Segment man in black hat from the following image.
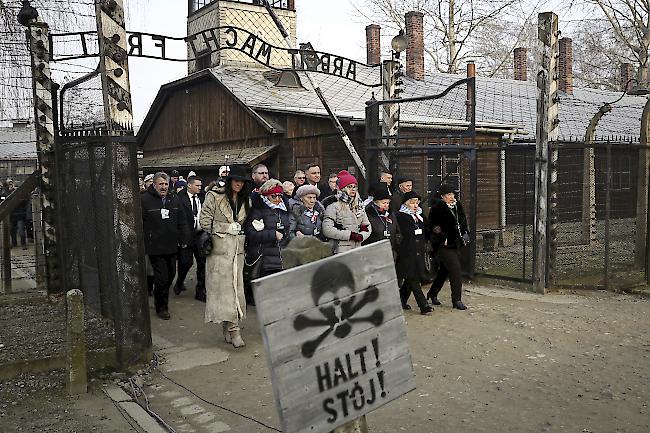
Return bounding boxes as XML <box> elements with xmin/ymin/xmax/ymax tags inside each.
<box><xmin>142</xmin><ymin>172</ymin><xmax>190</xmax><ymax>319</ymax></box>
<box><xmin>390</xmin><ymin>175</ymin><xmax>413</xmax><ymax>213</ymax></box>
<box><xmin>426</xmin><ymin>183</ymin><xmax>469</xmax><ymax>310</ymax></box>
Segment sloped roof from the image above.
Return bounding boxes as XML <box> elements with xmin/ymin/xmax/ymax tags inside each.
<box><xmin>0</xmin><ymin>124</ymin><xmax>37</xmax><ymax>160</ymax></box>
<box><xmin>208</xmin><ymin>66</ymin><xmax>647</xmax><ymax>141</ymax></box>
<box><xmin>140</xmin><ymin>145</ymin><xmax>278</xmax><ymax>169</ymax></box>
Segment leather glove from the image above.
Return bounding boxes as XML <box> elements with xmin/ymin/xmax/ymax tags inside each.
<box><xmin>360</xmin><ymin>224</ymin><xmax>369</xmax><ymax>232</ymax></box>
<box><xmin>349</xmin><ymin>232</ymin><xmax>363</xmax><ymax>242</ymax></box>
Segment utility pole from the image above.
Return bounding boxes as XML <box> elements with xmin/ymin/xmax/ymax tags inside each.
<box><xmin>95</xmin><ymin>0</ymin><xmax>151</xmax><ymax>369</ymax></box>
<box><xmin>380</xmin><ymin>58</ymin><xmax>404</xmax><ymax>174</ymax></box>
<box><xmin>18</xmin><ymin>1</ymin><xmax>60</xmax><ymax>293</ymax></box>
<box><xmin>534</xmin><ymin>12</ymin><xmax>559</xmax><ymax>293</ymax></box>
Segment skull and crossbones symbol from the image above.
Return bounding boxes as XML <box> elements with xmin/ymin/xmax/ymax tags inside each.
<box><xmin>294</xmin><ymin>261</ymin><xmax>384</xmax><ymax>358</ymax></box>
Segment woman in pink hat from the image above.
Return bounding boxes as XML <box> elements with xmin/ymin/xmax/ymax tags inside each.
<box><xmin>322</xmin><ymin>170</ymin><xmax>371</xmax><ymax>254</ymax></box>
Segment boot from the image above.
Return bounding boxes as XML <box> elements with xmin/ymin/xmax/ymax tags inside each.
<box><xmin>222</xmin><ymin>322</ymin><xmax>232</xmax><ymax>344</ymax></box>
<box><xmin>229</xmin><ymin>329</ymin><xmax>245</xmax><ymax>348</ymax></box>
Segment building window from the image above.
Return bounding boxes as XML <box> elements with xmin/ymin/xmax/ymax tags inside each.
<box><xmin>611</xmin><ymin>155</ymin><xmax>631</xmax><ymax>191</ymax></box>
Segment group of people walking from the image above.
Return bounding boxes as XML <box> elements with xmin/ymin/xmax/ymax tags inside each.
<box><xmin>140</xmin><ymin>163</ymin><xmax>470</xmax><ymax>349</ymax></box>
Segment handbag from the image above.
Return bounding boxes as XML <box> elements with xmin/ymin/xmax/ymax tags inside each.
<box><xmin>196</xmin><ymin>229</ymin><xmax>213</xmax><ymax>257</ymax></box>
<box><xmin>244</xmin><ymin>252</ymin><xmax>263</xmax><ymax>281</ymax></box>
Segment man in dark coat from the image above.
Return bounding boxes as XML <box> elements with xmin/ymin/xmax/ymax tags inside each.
<box><xmin>174</xmin><ymin>176</ymin><xmax>207</xmax><ymax>302</ymax></box>
<box><xmin>427</xmin><ymin>183</ymin><xmax>469</xmax><ymax>310</ymax></box>
<box><xmin>390</xmin><ymin>175</ymin><xmax>413</xmax><ymax>213</ymax></box>
<box><xmin>142</xmin><ymin>172</ymin><xmax>190</xmax><ymax>319</ymax></box>
<box><xmin>6</xmin><ymin>179</ymin><xmax>29</xmax><ymax>248</ymax></box>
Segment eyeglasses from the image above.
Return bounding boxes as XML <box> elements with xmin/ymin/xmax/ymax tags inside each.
<box><xmin>295</xmin><ymin>176</ymin><xmax>306</xmax><ymax>180</ymax></box>
<box><xmin>345</xmin><ymin>184</ymin><xmax>358</xmax><ymax>190</ymax></box>
<box><xmin>269</xmin><ymin>193</ymin><xmax>283</xmax><ymax>199</ymax></box>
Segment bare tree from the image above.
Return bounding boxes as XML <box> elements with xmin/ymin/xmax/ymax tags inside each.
<box><xmin>353</xmin><ymin>0</ymin><xmax>522</xmax><ymax>74</ymax></box>
<box><xmin>573</xmin><ymin>0</ymin><xmax>650</xmax><ymax>86</ymax></box>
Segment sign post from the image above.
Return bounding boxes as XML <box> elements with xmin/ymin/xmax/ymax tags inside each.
<box><xmin>253</xmin><ymin>241</ymin><xmax>415</xmax><ymax>433</ymax></box>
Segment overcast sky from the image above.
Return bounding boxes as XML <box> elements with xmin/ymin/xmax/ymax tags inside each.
<box><xmin>127</xmin><ymin>0</ymin><xmax>368</xmax><ymax>125</ymax></box>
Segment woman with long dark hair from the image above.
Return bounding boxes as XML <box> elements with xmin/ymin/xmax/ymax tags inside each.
<box><xmin>199</xmin><ymin>166</ymin><xmax>251</xmax><ymax>348</ymax></box>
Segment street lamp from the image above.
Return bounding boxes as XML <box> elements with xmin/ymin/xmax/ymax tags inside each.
<box><xmin>391</xmin><ymin>30</ymin><xmax>407</xmax><ymax>59</ymax></box>
<box><xmin>17</xmin><ymin>0</ymin><xmax>39</xmax><ymax>27</ymax></box>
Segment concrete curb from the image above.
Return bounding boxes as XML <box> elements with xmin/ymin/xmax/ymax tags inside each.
<box><xmin>103</xmin><ymin>384</ymin><xmax>170</xmax><ymax>433</ymax></box>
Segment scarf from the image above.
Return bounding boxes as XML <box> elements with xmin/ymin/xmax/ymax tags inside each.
<box><xmin>262</xmin><ymin>196</ymin><xmax>287</xmax><ymax>212</ymax></box>
<box><xmin>336</xmin><ymin>189</ymin><xmax>355</xmax><ymax>204</ymax></box>
<box><xmin>303</xmin><ymin>207</ymin><xmax>319</xmax><ymax>224</ymax></box>
<box><xmin>399</xmin><ymin>204</ymin><xmax>423</xmax><ymax>222</ymax></box>
<box><xmin>371</xmin><ymin>203</ymin><xmax>392</xmax><ymax>224</ymax></box>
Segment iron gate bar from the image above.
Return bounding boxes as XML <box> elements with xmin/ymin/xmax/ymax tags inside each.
<box><xmin>365</xmin><ymin>145</ymin><xmax>476</xmax><ymax>152</ymax></box>
<box><xmin>469</xmin><ymin>147</ymin><xmax>478</xmax><ymax>279</ymax></box>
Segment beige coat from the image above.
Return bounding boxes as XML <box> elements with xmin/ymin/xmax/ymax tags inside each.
<box><xmin>199</xmin><ymin>190</ymin><xmax>248</xmax><ymax>324</ymax></box>
<box><xmin>322</xmin><ymin>198</ymin><xmax>371</xmax><ymax>253</ymax></box>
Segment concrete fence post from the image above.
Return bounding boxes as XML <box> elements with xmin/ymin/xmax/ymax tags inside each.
<box><xmin>66</xmin><ymin>288</ymin><xmax>87</xmax><ymax>395</ymax></box>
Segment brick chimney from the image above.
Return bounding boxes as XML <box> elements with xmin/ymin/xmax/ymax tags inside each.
<box><xmin>287</xmin><ymin>0</ymin><xmax>295</xmax><ymax>10</ymax></box>
<box><xmin>621</xmin><ymin>62</ymin><xmax>635</xmax><ymax>92</ymax></box>
<box><xmin>366</xmin><ymin>24</ymin><xmax>381</xmax><ymax>66</ymax></box>
<box><xmin>405</xmin><ymin>11</ymin><xmax>424</xmax><ymax>81</ymax></box>
<box><xmin>514</xmin><ymin>47</ymin><xmax>527</xmax><ymax>81</ymax></box>
<box><xmin>558</xmin><ymin>37</ymin><xmax>573</xmax><ymax>94</ymax></box>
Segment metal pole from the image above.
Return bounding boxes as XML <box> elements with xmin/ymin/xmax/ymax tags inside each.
<box><xmin>522</xmin><ymin>150</ymin><xmax>529</xmax><ymax>280</ymax></box>
<box><xmin>469</xmin><ymin>148</ymin><xmax>478</xmax><ymax>278</ymax></box>
<box><xmin>365</xmin><ymin>96</ymin><xmax>380</xmax><ymax>186</ymax></box>
<box><xmin>261</xmin><ymin>0</ymin><xmax>367</xmax><ymax>178</ymax></box>
<box><xmin>533</xmin><ymin>12</ymin><xmax>559</xmax><ymax>293</ymax></box>
<box><xmin>21</xmin><ymin>10</ymin><xmax>60</xmax><ymax>293</ymax></box>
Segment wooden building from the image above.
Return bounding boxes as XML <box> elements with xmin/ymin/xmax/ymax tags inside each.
<box><xmin>138</xmin><ymin>0</ymin><xmax>646</xmax><ymax>233</ymax></box>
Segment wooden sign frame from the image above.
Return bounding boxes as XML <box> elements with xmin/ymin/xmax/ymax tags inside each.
<box><xmin>253</xmin><ymin>241</ymin><xmax>416</xmax><ymax>433</ymax></box>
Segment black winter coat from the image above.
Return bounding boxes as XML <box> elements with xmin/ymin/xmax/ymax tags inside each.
<box><xmin>141</xmin><ymin>187</ymin><xmax>190</xmax><ymax>256</ymax></box>
<box><xmin>362</xmin><ymin>202</ymin><xmax>400</xmax><ymax>252</ymax></box>
<box><xmin>177</xmin><ymin>188</ymin><xmax>205</xmax><ymax>246</ymax></box>
<box><xmin>427</xmin><ymin>198</ymin><xmax>469</xmax><ymax>250</ymax></box>
<box><xmin>244</xmin><ymin>194</ymin><xmax>293</xmax><ymax>276</ymax></box>
<box><xmin>395</xmin><ymin>211</ymin><xmax>428</xmax><ymax>280</ymax></box>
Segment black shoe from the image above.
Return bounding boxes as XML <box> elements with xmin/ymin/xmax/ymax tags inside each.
<box><xmin>157</xmin><ymin>307</ymin><xmax>171</xmax><ymax>320</ymax></box>
<box><xmin>194</xmin><ymin>291</ymin><xmax>206</xmax><ymax>302</ymax></box>
<box><xmin>428</xmin><ymin>295</ymin><xmax>441</xmax><ymax>305</ymax></box>
<box><xmin>401</xmin><ymin>303</ymin><xmax>412</xmax><ymax>310</ymax></box>
<box><xmin>420</xmin><ymin>306</ymin><xmax>433</xmax><ymax>315</ymax></box>
<box><xmin>453</xmin><ymin>301</ymin><xmax>467</xmax><ymax>310</ymax></box>
<box><xmin>173</xmin><ymin>284</ymin><xmax>186</xmax><ymax>296</ymax></box>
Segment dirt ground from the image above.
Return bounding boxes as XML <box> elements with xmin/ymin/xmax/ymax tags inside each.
<box><xmin>0</xmin><ymin>371</ymin><xmax>139</xmax><ymax>432</ymax></box>
<box><xmin>1</xmin><ymin>284</ymin><xmax>649</xmax><ymax>433</ymax></box>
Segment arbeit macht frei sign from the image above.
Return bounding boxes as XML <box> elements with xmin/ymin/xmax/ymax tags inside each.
<box><xmin>253</xmin><ymin>241</ymin><xmax>416</xmax><ymax>433</ymax></box>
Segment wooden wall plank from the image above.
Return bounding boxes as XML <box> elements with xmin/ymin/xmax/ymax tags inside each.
<box><xmin>252</xmin><ymin>242</ymin><xmax>415</xmax><ymax>433</ymax></box>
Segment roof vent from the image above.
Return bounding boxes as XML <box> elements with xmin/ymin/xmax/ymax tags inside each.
<box><xmin>275</xmin><ymin>70</ymin><xmax>303</xmax><ymax>88</ymax></box>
